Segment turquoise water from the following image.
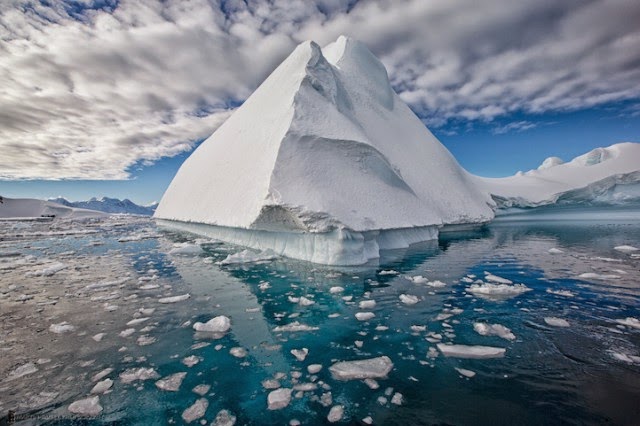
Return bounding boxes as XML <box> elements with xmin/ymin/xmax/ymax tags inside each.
<box><xmin>1</xmin><ymin>212</ymin><xmax>639</xmax><ymax>425</ymax></box>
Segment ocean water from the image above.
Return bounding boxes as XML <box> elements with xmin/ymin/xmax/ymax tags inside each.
<box><xmin>0</xmin><ymin>210</ymin><xmax>639</xmax><ymax>425</ymax></box>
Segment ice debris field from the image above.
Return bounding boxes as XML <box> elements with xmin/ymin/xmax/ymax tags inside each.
<box><xmin>1</xmin><ymin>210</ymin><xmax>640</xmax><ymax>424</ymax></box>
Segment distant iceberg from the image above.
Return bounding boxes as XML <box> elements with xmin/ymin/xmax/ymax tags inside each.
<box><xmin>155</xmin><ymin>36</ymin><xmax>493</xmax><ymax>265</ymax></box>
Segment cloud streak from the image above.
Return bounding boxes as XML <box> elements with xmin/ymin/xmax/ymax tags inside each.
<box><xmin>1</xmin><ymin>0</ymin><xmax>639</xmax><ymax>179</ymax></box>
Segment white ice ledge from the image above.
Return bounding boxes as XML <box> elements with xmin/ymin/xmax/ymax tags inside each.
<box><xmin>157</xmin><ymin>219</ymin><xmax>438</xmax><ymax>266</ymax></box>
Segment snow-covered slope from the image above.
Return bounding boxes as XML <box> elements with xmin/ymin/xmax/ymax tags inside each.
<box><xmin>476</xmin><ymin>143</ymin><xmax>640</xmax><ymax>208</ymax></box>
<box><xmin>155</xmin><ymin>36</ymin><xmax>493</xmax><ymax>265</ymax></box>
<box><xmin>0</xmin><ymin>197</ymin><xmax>107</xmax><ymax>219</ymax></box>
<box><xmin>50</xmin><ymin>197</ymin><xmax>157</xmax><ymax>215</ymax></box>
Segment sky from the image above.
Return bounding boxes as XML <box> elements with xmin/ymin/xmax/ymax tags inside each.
<box><xmin>1</xmin><ymin>0</ymin><xmax>639</xmax><ymax>204</ymax></box>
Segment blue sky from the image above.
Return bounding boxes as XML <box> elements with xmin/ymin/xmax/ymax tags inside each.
<box><xmin>1</xmin><ymin>0</ymin><xmax>639</xmax><ymax>204</ymax></box>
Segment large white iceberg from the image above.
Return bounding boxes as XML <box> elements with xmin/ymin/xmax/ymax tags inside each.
<box><xmin>155</xmin><ymin>36</ymin><xmax>493</xmax><ymax>265</ymax></box>
<box><xmin>476</xmin><ymin>143</ymin><xmax>640</xmax><ymax>209</ymax></box>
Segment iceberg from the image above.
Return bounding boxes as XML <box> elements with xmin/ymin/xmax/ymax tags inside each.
<box><xmin>155</xmin><ymin>36</ymin><xmax>493</xmax><ymax>265</ymax></box>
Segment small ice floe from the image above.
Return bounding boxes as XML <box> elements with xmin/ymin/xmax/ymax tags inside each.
<box><xmin>220</xmin><ymin>249</ymin><xmax>277</xmax><ymax>265</ymax></box>
<box><xmin>273</xmin><ymin>322</ymin><xmax>319</xmax><ymax>332</ymax></box>
<box><xmin>49</xmin><ymin>321</ymin><xmax>75</xmax><ymax>334</ymax></box>
<box><xmin>193</xmin><ymin>316</ymin><xmax>231</xmax><ymax>333</ymax></box>
<box><xmin>307</xmin><ymin>364</ymin><xmax>322</xmax><ymax>374</ymax></box>
<box><xmin>90</xmin><ymin>378</ymin><xmax>113</xmax><ymax>394</ymax></box>
<box><xmin>455</xmin><ymin>367</ymin><xmax>476</xmax><ymax>378</ymax></box>
<box><xmin>158</xmin><ymin>293</ymin><xmax>190</xmax><ymax>303</ymax></box>
<box><xmin>127</xmin><ymin>317</ymin><xmax>150</xmax><ymax>326</ymax></box>
<box><xmin>548</xmin><ymin>248</ymin><xmax>564</xmax><ymax>254</ymax></box>
<box><xmin>92</xmin><ymin>333</ymin><xmax>106</xmax><ymax>342</ymax></box>
<box><xmin>169</xmin><ymin>243</ymin><xmax>204</xmax><ymax>256</ymax></box>
<box><xmin>543</xmin><ymin>317</ymin><xmax>571</xmax><ymax>327</ymax></box>
<box><xmin>327</xmin><ymin>405</ymin><xmax>344</xmax><ymax>423</ymax></box>
<box><xmin>467</xmin><ymin>283</ymin><xmax>531</xmax><ymax>298</ymax></box>
<box><xmin>378</xmin><ymin>270</ymin><xmax>399</xmax><ymax>276</ymax></box>
<box><xmin>155</xmin><ymin>372</ymin><xmax>187</xmax><ymax>392</ymax></box>
<box><xmin>610</xmin><ymin>351</ymin><xmax>640</xmax><ymax>364</ymax></box>
<box><xmin>119</xmin><ymin>367</ymin><xmax>159</xmax><ymax>383</ymax></box>
<box><xmin>230</xmin><ymin>347</ymin><xmax>247</xmax><ymax>358</ymax></box>
<box><xmin>6</xmin><ymin>362</ymin><xmax>38</xmax><ymax>380</ymax></box>
<box><xmin>140</xmin><ymin>283</ymin><xmax>160</xmax><ymax>290</ymax></box>
<box><xmin>182</xmin><ymin>398</ymin><xmax>209</xmax><ymax>423</ymax></box>
<box><xmin>411</xmin><ymin>325</ymin><xmax>427</xmax><ymax>333</ymax></box>
<box><xmin>329</xmin><ymin>356</ymin><xmax>393</xmax><ymax>380</ymax></box>
<box><xmin>399</xmin><ymin>294</ymin><xmax>419</xmax><ymax>305</ymax></box>
<box><xmin>362</xmin><ymin>416</ymin><xmax>373</xmax><ymax>424</ymax></box>
<box><xmin>68</xmin><ymin>396</ymin><xmax>103</xmax><ymax>416</ymax></box>
<box><xmin>437</xmin><ymin>344</ymin><xmax>506</xmax><ymax>359</ymax></box>
<box><xmin>293</xmin><ymin>383</ymin><xmax>317</xmax><ymax>392</ymax></box>
<box><xmin>391</xmin><ymin>392</ymin><xmax>403</xmax><ymax>405</ymax></box>
<box><xmin>427</xmin><ymin>280</ymin><xmax>446</xmax><ymax>288</ymax></box>
<box><xmin>193</xmin><ymin>384</ymin><xmax>211</xmax><ymax>396</ymax></box>
<box><xmin>484</xmin><ymin>273</ymin><xmax>512</xmax><ymax>284</ymax></box>
<box><xmin>298</xmin><ymin>296</ymin><xmax>315</xmax><ymax>306</ymax></box>
<box><xmin>546</xmin><ymin>288</ymin><xmax>575</xmax><ymax>297</ymax></box>
<box><xmin>460</xmin><ymin>277</ymin><xmax>474</xmax><ymax>283</ymax></box>
<box><xmin>267</xmin><ymin>388</ymin><xmax>292</xmax><ymax>410</ymax></box>
<box><xmin>363</xmin><ymin>378</ymin><xmax>379</xmax><ymax>389</ymax></box>
<box><xmin>473</xmin><ymin>323</ymin><xmax>516</xmax><ymax>341</ymax></box>
<box><xmin>119</xmin><ymin>328</ymin><xmax>135</xmax><ymax>338</ymax></box>
<box><xmin>26</xmin><ymin>262</ymin><xmax>67</xmax><ymax>277</ymax></box>
<box><xmin>291</xmin><ymin>348</ymin><xmax>308</xmax><ymax>361</ymax></box>
<box><xmin>213</xmin><ymin>409</ymin><xmax>237</xmax><ymax>426</ymax></box>
<box><xmin>578</xmin><ymin>272</ymin><xmax>620</xmax><ymax>280</ymax></box>
<box><xmin>262</xmin><ymin>379</ymin><xmax>281</xmax><ymax>390</ymax></box>
<box><xmin>615</xmin><ymin>317</ymin><xmax>640</xmax><ymax>329</ymax></box>
<box><xmin>614</xmin><ymin>245</ymin><xmax>639</xmax><ymax>253</ymax></box>
<box><xmin>408</xmin><ymin>275</ymin><xmax>428</xmax><ymax>284</ymax></box>
<box><xmin>137</xmin><ymin>335</ymin><xmax>156</xmax><ymax>346</ymax></box>
<box><xmin>359</xmin><ymin>300</ymin><xmax>376</xmax><ymax>309</ymax></box>
<box><xmin>258</xmin><ymin>282</ymin><xmax>271</xmax><ymax>290</ymax></box>
<box><xmin>92</xmin><ymin>368</ymin><xmax>113</xmax><ymax>382</ymax></box>
<box><xmin>182</xmin><ymin>355</ymin><xmax>203</xmax><ymax>367</ymax></box>
<box><xmin>355</xmin><ymin>312</ymin><xmax>375</xmax><ymax>321</ymax></box>
<box><xmin>84</xmin><ymin>277</ymin><xmax>130</xmax><ymax>291</ymax></box>
<box><xmin>329</xmin><ymin>286</ymin><xmax>344</xmax><ymax>294</ymax></box>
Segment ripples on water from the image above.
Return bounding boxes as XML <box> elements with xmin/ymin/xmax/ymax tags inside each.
<box><xmin>0</xmin><ymin>210</ymin><xmax>638</xmax><ymax>425</ymax></box>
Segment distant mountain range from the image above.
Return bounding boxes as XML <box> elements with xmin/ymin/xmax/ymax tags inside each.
<box><xmin>48</xmin><ymin>197</ymin><xmax>158</xmax><ymax>216</ymax></box>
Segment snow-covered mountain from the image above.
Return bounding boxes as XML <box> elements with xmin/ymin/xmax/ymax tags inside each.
<box><xmin>50</xmin><ymin>197</ymin><xmax>157</xmax><ymax>216</ymax></box>
<box><xmin>155</xmin><ymin>36</ymin><xmax>494</xmax><ymax>265</ymax></box>
<box><xmin>0</xmin><ymin>197</ymin><xmax>107</xmax><ymax>219</ymax></box>
<box><xmin>476</xmin><ymin>143</ymin><xmax>640</xmax><ymax>209</ymax></box>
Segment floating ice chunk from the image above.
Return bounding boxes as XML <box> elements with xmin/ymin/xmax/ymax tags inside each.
<box><xmin>467</xmin><ymin>283</ymin><xmax>531</xmax><ymax>298</ymax></box>
<box><xmin>473</xmin><ymin>323</ymin><xmax>515</xmax><ymax>341</ymax></box>
<box><xmin>127</xmin><ymin>317</ymin><xmax>150</xmax><ymax>326</ymax></box>
<box><xmin>546</xmin><ymin>288</ymin><xmax>575</xmax><ymax>297</ymax></box>
<box><xmin>27</xmin><ymin>262</ymin><xmax>67</xmax><ymax>277</ymax></box>
<box><xmin>262</xmin><ymin>379</ymin><xmax>281</xmax><ymax>389</ymax></box>
<box><xmin>193</xmin><ymin>384</ymin><xmax>211</xmax><ymax>396</ymax></box>
<box><xmin>578</xmin><ymin>272</ymin><xmax>620</xmax><ymax>280</ymax></box>
<box><xmin>614</xmin><ymin>245</ymin><xmax>639</xmax><ymax>253</ymax></box>
<box><xmin>484</xmin><ymin>273</ymin><xmax>512</xmax><ymax>284</ymax></box>
<box><xmin>408</xmin><ymin>275</ymin><xmax>428</xmax><ymax>284</ymax></box>
<box><xmin>156</xmin><ymin>372</ymin><xmax>187</xmax><ymax>391</ymax></box>
<box><xmin>615</xmin><ymin>317</ymin><xmax>640</xmax><ymax>329</ymax></box>
<box><xmin>378</xmin><ymin>270</ymin><xmax>399</xmax><ymax>275</ymax></box>
<box><xmin>329</xmin><ymin>356</ymin><xmax>393</xmax><ymax>380</ymax></box>
<box><xmin>410</xmin><ymin>325</ymin><xmax>427</xmax><ymax>332</ymax></box>
<box><xmin>391</xmin><ymin>392</ymin><xmax>403</xmax><ymax>405</ymax></box>
<box><xmin>193</xmin><ymin>316</ymin><xmax>231</xmax><ymax>333</ymax></box>
<box><xmin>91</xmin><ymin>378</ymin><xmax>113</xmax><ymax>394</ymax></box>
<box><xmin>273</xmin><ymin>322</ymin><xmax>319</xmax><ymax>332</ymax></box>
<box><xmin>213</xmin><ymin>409</ymin><xmax>237</xmax><ymax>426</ymax></box>
<box><xmin>293</xmin><ymin>382</ymin><xmax>318</xmax><ymax>391</ymax></box>
<box><xmin>268</xmin><ymin>388</ymin><xmax>292</xmax><ymax>410</ymax></box>
<box><xmin>138</xmin><ymin>334</ymin><xmax>156</xmax><ymax>345</ymax></box>
<box><xmin>548</xmin><ymin>248</ymin><xmax>564</xmax><ymax>254</ymax></box>
<box><xmin>92</xmin><ymin>368</ymin><xmax>113</xmax><ymax>382</ymax></box>
<box><xmin>6</xmin><ymin>362</ymin><xmax>38</xmax><ymax>380</ymax></box>
<box><xmin>610</xmin><ymin>351</ymin><xmax>640</xmax><ymax>364</ymax></box>
<box><xmin>49</xmin><ymin>321</ymin><xmax>75</xmax><ymax>334</ymax></box>
<box><xmin>119</xmin><ymin>367</ymin><xmax>159</xmax><ymax>384</ymax></box>
<box><xmin>427</xmin><ymin>280</ymin><xmax>446</xmax><ymax>288</ymax></box>
<box><xmin>182</xmin><ymin>398</ymin><xmax>209</xmax><ymax>423</ymax></box>
<box><xmin>221</xmin><ymin>249</ymin><xmax>278</xmax><ymax>265</ymax></box>
<box><xmin>355</xmin><ymin>312</ymin><xmax>375</xmax><ymax>321</ymax></box>
<box><xmin>169</xmin><ymin>243</ymin><xmax>204</xmax><ymax>256</ymax></box>
<box><xmin>327</xmin><ymin>405</ymin><xmax>344</xmax><ymax>423</ymax></box>
<box><xmin>329</xmin><ymin>286</ymin><xmax>344</xmax><ymax>294</ymax></box>
<box><xmin>230</xmin><ymin>347</ymin><xmax>247</xmax><ymax>358</ymax></box>
<box><xmin>399</xmin><ymin>294</ymin><xmax>419</xmax><ymax>305</ymax></box>
<box><xmin>359</xmin><ymin>300</ymin><xmax>376</xmax><ymax>309</ymax></box>
<box><xmin>437</xmin><ymin>344</ymin><xmax>506</xmax><ymax>359</ymax></box>
<box><xmin>68</xmin><ymin>396</ymin><xmax>103</xmax><ymax>416</ymax></box>
<box><xmin>307</xmin><ymin>364</ymin><xmax>323</xmax><ymax>374</ymax></box>
<box><xmin>291</xmin><ymin>348</ymin><xmax>308</xmax><ymax>361</ymax></box>
<box><xmin>455</xmin><ymin>367</ymin><xmax>476</xmax><ymax>378</ymax></box>
<box><xmin>363</xmin><ymin>378</ymin><xmax>379</xmax><ymax>389</ymax></box>
<box><xmin>140</xmin><ymin>283</ymin><xmax>160</xmax><ymax>290</ymax></box>
<box><xmin>92</xmin><ymin>333</ymin><xmax>106</xmax><ymax>342</ymax></box>
<box><xmin>182</xmin><ymin>355</ymin><xmax>203</xmax><ymax>367</ymax></box>
<box><xmin>543</xmin><ymin>317</ymin><xmax>570</xmax><ymax>327</ymax></box>
<box><xmin>298</xmin><ymin>296</ymin><xmax>315</xmax><ymax>306</ymax></box>
<box><xmin>158</xmin><ymin>294</ymin><xmax>190</xmax><ymax>303</ymax></box>
<box><xmin>119</xmin><ymin>328</ymin><xmax>135</xmax><ymax>337</ymax></box>
<box><xmin>362</xmin><ymin>416</ymin><xmax>373</xmax><ymax>424</ymax></box>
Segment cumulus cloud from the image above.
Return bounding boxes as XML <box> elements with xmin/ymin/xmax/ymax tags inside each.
<box><xmin>1</xmin><ymin>0</ymin><xmax>639</xmax><ymax>179</ymax></box>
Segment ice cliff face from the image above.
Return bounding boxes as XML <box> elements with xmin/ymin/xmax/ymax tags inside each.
<box><xmin>155</xmin><ymin>36</ymin><xmax>493</xmax><ymax>258</ymax></box>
